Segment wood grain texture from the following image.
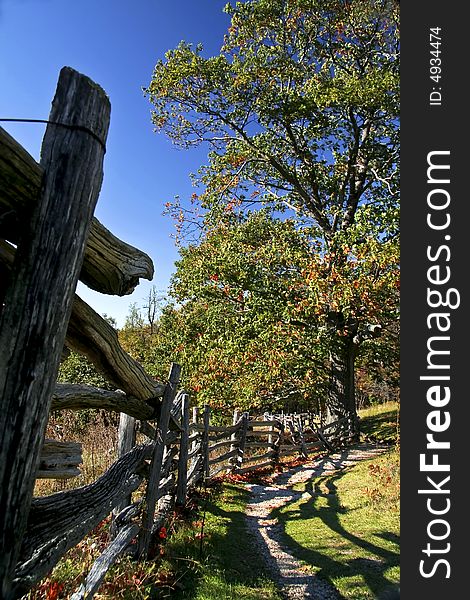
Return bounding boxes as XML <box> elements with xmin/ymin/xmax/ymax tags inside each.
<box><xmin>37</xmin><ymin>439</ymin><xmax>83</xmax><ymax>480</ymax></box>
<box><xmin>208</xmin><ymin>448</ymin><xmax>238</xmax><ymax>466</ymax></box>
<box><xmin>112</xmin><ymin>414</ymin><xmax>137</xmax><ymax>520</ymax></box>
<box><xmin>0</xmin><ymin>67</ymin><xmax>110</xmax><ymax>599</ymax></box>
<box><xmin>0</xmin><ymin>246</ymin><xmax>165</xmax><ymax>404</ymax></box>
<box><xmin>207</xmin><ymin>439</ymin><xmax>233</xmax><ymax>453</ymax></box>
<box><xmin>65</xmin><ymin>294</ymin><xmax>165</xmax><ymax>401</ymax></box>
<box><xmin>52</xmin><ymin>384</ymin><xmax>156</xmax><ymax>420</ymax></box>
<box><xmin>13</xmin><ymin>443</ymin><xmax>153</xmax><ymax>597</ymax></box>
<box><xmin>70</xmin><ymin>523</ymin><xmax>139</xmax><ymax>600</ymax></box>
<box><xmin>176</xmin><ymin>394</ymin><xmax>190</xmax><ymax>506</ymax></box>
<box><xmin>137</xmin><ymin>364</ymin><xmax>181</xmax><ymax>559</ymax></box>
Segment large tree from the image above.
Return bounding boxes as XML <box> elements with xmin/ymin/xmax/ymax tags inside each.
<box><xmin>146</xmin><ymin>0</ymin><xmax>399</xmax><ymax>430</ymax></box>
<box><xmin>166</xmin><ymin>212</ymin><xmax>327</xmax><ymax>414</ymax></box>
<box><xmin>160</xmin><ymin>211</ymin><xmax>398</xmax><ymax>414</ymax></box>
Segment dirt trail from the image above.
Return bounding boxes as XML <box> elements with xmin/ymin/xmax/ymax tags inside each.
<box><xmin>245</xmin><ymin>444</ymin><xmax>389</xmax><ymax>600</ymax></box>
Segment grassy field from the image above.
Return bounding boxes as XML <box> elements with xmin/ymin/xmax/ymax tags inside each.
<box><xmin>359</xmin><ymin>401</ymin><xmax>400</xmax><ymax>445</ymax></box>
<box><xmin>271</xmin><ymin>401</ymin><xmax>400</xmax><ymax>599</ymax></box>
<box><xmin>154</xmin><ymin>482</ymin><xmax>282</xmax><ymax>600</ymax></box>
<box><xmin>276</xmin><ymin>448</ymin><xmax>399</xmax><ymax>599</ymax></box>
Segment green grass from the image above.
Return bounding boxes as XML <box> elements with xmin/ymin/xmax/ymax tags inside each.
<box><xmin>277</xmin><ymin>449</ymin><xmax>400</xmax><ymax>599</ymax></box>
<box><xmin>359</xmin><ymin>401</ymin><xmax>400</xmax><ymax>445</ymax></box>
<box><xmin>155</xmin><ymin>482</ymin><xmax>281</xmax><ymax>599</ymax></box>
<box><xmin>268</xmin><ymin>401</ymin><xmax>400</xmax><ymax>599</ymax></box>
<box><xmin>27</xmin><ymin>483</ymin><xmax>280</xmax><ymax>600</ymax></box>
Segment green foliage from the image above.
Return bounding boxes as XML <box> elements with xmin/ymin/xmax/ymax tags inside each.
<box><xmin>117</xmin><ymin>288</ymin><xmax>170</xmax><ymax>380</ymax></box>
<box><xmin>155</xmin><ymin>211</ymin><xmax>397</xmax><ymax>412</ymax></box>
<box><xmin>144</xmin><ymin>0</ymin><xmax>400</xmax><ymax>417</ymax></box>
<box><xmin>116</xmin><ymin>209</ymin><xmax>398</xmax><ymax>415</ymax></box>
<box><xmin>118</xmin><ymin>303</ymin><xmax>173</xmax><ymax>383</ymax></box>
<box><xmin>169</xmin><ymin>213</ymin><xmax>326</xmax><ymax>411</ymax></box>
<box><xmin>147</xmin><ymin>0</ymin><xmax>399</xmax><ymax>241</ymax></box>
<box><xmin>118</xmin><ymin>303</ymin><xmax>151</xmax><ymax>366</ymax></box>
<box><xmin>58</xmin><ymin>350</ymin><xmax>112</xmax><ymax>390</ymax></box>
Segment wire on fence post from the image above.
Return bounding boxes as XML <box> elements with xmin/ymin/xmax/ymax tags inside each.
<box><xmin>0</xmin><ymin>117</ymin><xmax>107</xmax><ymax>151</ymax></box>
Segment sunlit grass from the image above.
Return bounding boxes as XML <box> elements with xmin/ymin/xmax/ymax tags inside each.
<box><xmin>359</xmin><ymin>401</ymin><xmax>400</xmax><ymax>445</ymax></box>
<box><xmin>272</xmin><ymin>401</ymin><xmax>400</xmax><ymax>599</ymax></box>
<box><xmin>155</xmin><ymin>482</ymin><xmax>281</xmax><ymax>599</ymax></box>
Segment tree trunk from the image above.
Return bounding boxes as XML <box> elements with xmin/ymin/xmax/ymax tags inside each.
<box><xmin>325</xmin><ymin>334</ymin><xmax>360</xmax><ymax>437</ymax></box>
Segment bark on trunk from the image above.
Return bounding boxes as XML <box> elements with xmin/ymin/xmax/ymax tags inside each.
<box><xmin>325</xmin><ymin>335</ymin><xmax>360</xmax><ymax>437</ymax></box>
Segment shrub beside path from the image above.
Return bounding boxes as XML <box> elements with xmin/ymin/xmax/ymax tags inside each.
<box><xmin>245</xmin><ymin>444</ymin><xmax>390</xmax><ymax>600</ymax></box>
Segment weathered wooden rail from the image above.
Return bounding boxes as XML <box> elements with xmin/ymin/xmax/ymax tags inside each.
<box><xmin>60</xmin><ymin>401</ymin><xmax>351</xmax><ymax>599</ymax></box>
<box><xmin>0</xmin><ymin>67</ymin><xmax>355</xmax><ymax>600</ymax></box>
<box><xmin>185</xmin><ymin>407</ymin><xmax>355</xmax><ymax>484</ymax></box>
<box><xmin>0</xmin><ymin>66</ymin><xmax>168</xmax><ymax>600</ymax></box>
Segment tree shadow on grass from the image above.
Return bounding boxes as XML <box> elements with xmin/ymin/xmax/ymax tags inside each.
<box><xmin>269</xmin><ymin>471</ymin><xmax>399</xmax><ymax>599</ymax></box>
<box><xmin>161</xmin><ymin>460</ymin><xmax>399</xmax><ymax>599</ymax></box>
<box><xmin>360</xmin><ymin>410</ymin><xmax>399</xmax><ymax>444</ymax></box>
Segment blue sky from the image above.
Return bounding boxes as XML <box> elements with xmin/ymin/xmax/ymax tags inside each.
<box><xmin>0</xmin><ymin>0</ymin><xmax>230</xmax><ymax>326</ymax></box>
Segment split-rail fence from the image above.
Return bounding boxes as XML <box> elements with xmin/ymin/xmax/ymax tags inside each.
<box><xmin>0</xmin><ymin>67</ymin><xmax>354</xmax><ymax>600</ymax></box>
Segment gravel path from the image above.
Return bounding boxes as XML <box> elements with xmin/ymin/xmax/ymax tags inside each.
<box><xmin>245</xmin><ymin>444</ymin><xmax>389</xmax><ymax>600</ymax></box>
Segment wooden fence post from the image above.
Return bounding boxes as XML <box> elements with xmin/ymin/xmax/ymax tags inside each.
<box><xmin>234</xmin><ymin>413</ymin><xmax>249</xmax><ymax>472</ymax></box>
<box><xmin>176</xmin><ymin>394</ymin><xmax>190</xmax><ymax>506</ymax></box>
<box><xmin>260</xmin><ymin>411</ymin><xmax>275</xmax><ymax>470</ymax></box>
<box><xmin>117</xmin><ymin>413</ymin><xmax>136</xmax><ymax>458</ymax></box>
<box><xmin>191</xmin><ymin>406</ymin><xmax>199</xmax><ymax>453</ymax></box>
<box><xmin>202</xmin><ymin>405</ymin><xmax>211</xmax><ymax>479</ymax></box>
<box><xmin>228</xmin><ymin>409</ymin><xmax>240</xmax><ymax>473</ymax></box>
<box><xmin>137</xmin><ymin>363</ymin><xmax>181</xmax><ymax>559</ymax></box>
<box><xmin>111</xmin><ymin>414</ymin><xmax>136</xmax><ymax>535</ymax></box>
<box><xmin>0</xmin><ymin>67</ymin><xmax>110</xmax><ymax>599</ymax></box>
<box><xmin>267</xmin><ymin>421</ymin><xmax>275</xmax><ymax>467</ymax></box>
<box><xmin>296</xmin><ymin>415</ymin><xmax>308</xmax><ymax>458</ymax></box>
<box><xmin>271</xmin><ymin>420</ymin><xmax>283</xmax><ymax>466</ymax></box>
<box><xmin>70</xmin><ymin>523</ymin><xmax>139</xmax><ymax>600</ymax></box>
